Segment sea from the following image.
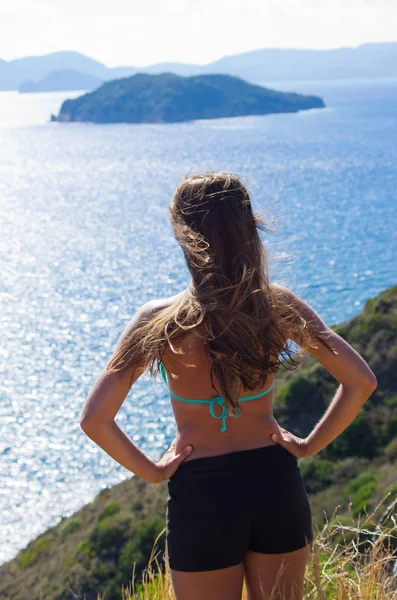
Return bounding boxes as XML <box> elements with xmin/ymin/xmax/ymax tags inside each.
<box><xmin>0</xmin><ymin>78</ymin><xmax>396</xmax><ymax>564</ymax></box>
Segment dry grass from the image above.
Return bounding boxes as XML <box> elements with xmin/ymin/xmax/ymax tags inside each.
<box><xmin>95</xmin><ymin>496</ymin><xmax>396</xmax><ymax>600</ymax></box>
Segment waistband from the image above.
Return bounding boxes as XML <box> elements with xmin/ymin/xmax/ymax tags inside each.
<box><xmin>170</xmin><ymin>443</ymin><xmax>297</xmax><ymax>479</ymax></box>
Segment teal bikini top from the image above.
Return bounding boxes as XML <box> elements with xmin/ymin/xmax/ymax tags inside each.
<box><xmin>159</xmin><ymin>362</ymin><xmax>274</xmax><ymax>433</ymax></box>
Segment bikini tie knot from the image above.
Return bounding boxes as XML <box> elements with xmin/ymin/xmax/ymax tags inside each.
<box><xmin>209</xmin><ymin>396</ymin><xmax>241</xmax><ymax>432</ymax></box>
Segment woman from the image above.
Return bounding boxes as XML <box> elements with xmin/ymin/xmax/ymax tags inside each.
<box><xmin>80</xmin><ymin>172</ymin><xmax>377</xmax><ymax>600</ymax></box>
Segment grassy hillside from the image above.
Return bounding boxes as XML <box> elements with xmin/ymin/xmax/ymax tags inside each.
<box><xmin>0</xmin><ymin>285</ymin><xmax>396</xmax><ymax>600</ymax></box>
<box><xmin>0</xmin><ymin>478</ymin><xmax>168</xmax><ymax>600</ymax></box>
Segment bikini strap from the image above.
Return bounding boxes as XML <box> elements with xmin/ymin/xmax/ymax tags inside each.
<box><xmin>159</xmin><ymin>362</ymin><xmax>273</xmax><ymax>432</ymax></box>
<box><xmin>159</xmin><ymin>362</ymin><xmax>168</xmax><ymax>385</ymax></box>
<box><xmin>238</xmin><ymin>382</ymin><xmax>274</xmax><ymax>401</ymax></box>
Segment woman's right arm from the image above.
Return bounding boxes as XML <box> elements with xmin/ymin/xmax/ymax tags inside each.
<box><xmin>270</xmin><ymin>284</ymin><xmax>378</xmax><ymax>457</ymax></box>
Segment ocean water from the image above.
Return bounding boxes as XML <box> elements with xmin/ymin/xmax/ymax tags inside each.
<box><xmin>1</xmin><ymin>80</ymin><xmax>396</xmax><ymax>564</ymax></box>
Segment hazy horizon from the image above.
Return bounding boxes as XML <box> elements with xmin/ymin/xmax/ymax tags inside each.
<box><xmin>1</xmin><ymin>0</ymin><xmax>397</xmax><ymax>67</ymax></box>
<box><xmin>1</xmin><ymin>40</ymin><xmax>397</xmax><ymax>70</ymax></box>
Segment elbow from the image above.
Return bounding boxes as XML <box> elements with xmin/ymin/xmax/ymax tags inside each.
<box><xmin>80</xmin><ymin>417</ymin><xmax>97</xmax><ymax>433</ymax></box>
<box><xmin>80</xmin><ymin>419</ymin><xmax>90</xmax><ymax>433</ymax></box>
<box><xmin>343</xmin><ymin>371</ymin><xmax>377</xmax><ymax>400</ymax></box>
<box><xmin>80</xmin><ymin>416</ymin><xmax>113</xmax><ymax>433</ymax></box>
<box><xmin>361</xmin><ymin>372</ymin><xmax>378</xmax><ymax>395</ymax></box>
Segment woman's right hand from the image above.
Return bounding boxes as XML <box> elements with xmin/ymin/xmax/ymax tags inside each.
<box><xmin>270</xmin><ymin>428</ymin><xmax>311</xmax><ymax>458</ymax></box>
<box><xmin>154</xmin><ymin>439</ymin><xmax>193</xmax><ymax>482</ymax></box>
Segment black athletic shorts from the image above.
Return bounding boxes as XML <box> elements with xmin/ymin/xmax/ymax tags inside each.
<box><xmin>166</xmin><ymin>444</ymin><xmax>313</xmax><ymax>572</ymax></box>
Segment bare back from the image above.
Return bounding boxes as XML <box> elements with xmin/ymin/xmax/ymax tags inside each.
<box><xmin>154</xmin><ymin>289</ymin><xmax>280</xmax><ymax>461</ymax></box>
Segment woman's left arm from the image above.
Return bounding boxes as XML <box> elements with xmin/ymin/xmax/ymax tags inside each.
<box><xmin>79</xmin><ymin>301</ymin><xmax>192</xmax><ymax>483</ymax></box>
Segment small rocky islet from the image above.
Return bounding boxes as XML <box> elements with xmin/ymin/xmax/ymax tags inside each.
<box><xmin>51</xmin><ymin>71</ymin><xmax>325</xmax><ymax>124</ymax></box>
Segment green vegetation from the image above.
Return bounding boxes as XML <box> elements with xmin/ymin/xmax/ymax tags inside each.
<box><xmin>60</xmin><ymin>517</ymin><xmax>81</xmax><ymax>538</ymax></box>
<box><xmin>99</xmin><ymin>501</ymin><xmax>121</xmax><ymax>521</ymax></box>
<box><xmin>18</xmin><ymin>535</ymin><xmax>53</xmax><ymax>568</ymax></box>
<box><xmin>0</xmin><ymin>479</ymin><xmax>168</xmax><ymax>600</ymax></box>
<box><xmin>51</xmin><ymin>72</ymin><xmax>325</xmax><ymax>124</ymax></box>
<box><xmin>0</xmin><ymin>284</ymin><xmax>395</xmax><ymax>599</ymax></box>
<box><xmin>344</xmin><ymin>472</ymin><xmax>377</xmax><ymax>516</ymax></box>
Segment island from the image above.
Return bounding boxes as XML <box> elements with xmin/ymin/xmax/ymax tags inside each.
<box><xmin>19</xmin><ymin>69</ymin><xmax>103</xmax><ymax>93</ymax></box>
<box><xmin>51</xmin><ymin>72</ymin><xmax>325</xmax><ymax>124</ymax></box>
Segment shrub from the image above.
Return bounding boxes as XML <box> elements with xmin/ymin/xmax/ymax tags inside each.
<box><xmin>60</xmin><ymin>517</ymin><xmax>81</xmax><ymax>537</ymax></box>
<box><xmin>325</xmin><ymin>408</ymin><xmax>377</xmax><ymax>460</ymax></box>
<box><xmin>273</xmin><ymin>370</ymin><xmax>328</xmax><ymax>436</ymax></box>
<box><xmin>385</xmin><ymin>438</ymin><xmax>397</xmax><ymax>462</ymax></box>
<box><xmin>344</xmin><ymin>472</ymin><xmax>377</xmax><ymax>516</ymax></box>
<box><xmin>18</xmin><ymin>535</ymin><xmax>51</xmax><ymax>568</ymax></box>
<box><xmin>75</xmin><ymin>539</ymin><xmax>93</xmax><ymax>557</ymax></box>
<box><xmin>89</xmin><ymin>519</ymin><xmax>126</xmax><ymax>555</ymax></box>
<box><xmin>99</xmin><ymin>500</ymin><xmax>121</xmax><ymax>521</ymax></box>
<box><xmin>118</xmin><ymin>518</ymin><xmax>166</xmax><ymax>585</ymax></box>
<box><xmin>300</xmin><ymin>456</ymin><xmax>335</xmax><ymax>494</ymax></box>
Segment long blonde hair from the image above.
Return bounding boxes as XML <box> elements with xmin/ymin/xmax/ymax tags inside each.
<box><xmin>107</xmin><ymin>171</ymin><xmax>335</xmax><ymax>413</ymax></box>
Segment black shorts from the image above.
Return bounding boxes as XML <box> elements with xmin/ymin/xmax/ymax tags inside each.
<box><xmin>166</xmin><ymin>444</ymin><xmax>313</xmax><ymax>572</ymax></box>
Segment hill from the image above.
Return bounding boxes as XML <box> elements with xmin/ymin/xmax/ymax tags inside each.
<box><xmin>0</xmin><ymin>284</ymin><xmax>396</xmax><ymax>599</ymax></box>
<box><xmin>18</xmin><ymin>69</ymin><xmax>103</xmax><ymax>93</ymax></box>
<box><xmin>51</xmin><ymin>72</ymin><xmax>325</xmax><ymax>124</ymax></box>
<box><xmin>0</xmin><ymin>51</ymin><xmax>107</xmax><ymax>91</ymax></box>
<box><xmin>204</xmin><ymin>42</ymin><xmax>397</xmax><ymax>83</ymax></box>
<box><xmin>0</xmin><ymin>43</ymin><xmax>396</xmax><ymax>91</ymax></box>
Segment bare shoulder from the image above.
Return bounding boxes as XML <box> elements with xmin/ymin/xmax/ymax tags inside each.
<box><xmin>270</xmin><ymin>282</ymin><xmax>377</xmax><ymax>388</ymax></box>
<box><xmin>269</xmin><ymin>281</ymin><xmax>335</xmax><ymax>350</ymax></box>
<box><xmin>270</xmin><ymin>281</ymin><xmax>305</xmax><ymax>305</ymax></box>
<box><xmin>270</xmin><ymin>281</ymin><xmax>325</xmax><ymax>326</ymax></box>
<box><xmin>117</xmin><ymin>290</ymin><xmax>187</xmax><ymax>342</ymax></box>
<box><xmin>270</xmin><ymin>281</ymin><xmax>291</xmax><ymax>300</ymax></box>
<box><xmin>145</xmin><ymin>289</ymin><xmax>187</xmax><ymax>313</ymax></box>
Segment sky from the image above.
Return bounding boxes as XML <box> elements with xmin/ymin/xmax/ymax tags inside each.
<box><xmin>1</xmin><ymin>0</ymin><xmax>397</xmax><ymax>67</ymax></box>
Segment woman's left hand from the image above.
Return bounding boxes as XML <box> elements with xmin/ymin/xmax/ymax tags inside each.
<box><xmin>270</xmin><ymin>428</ymin><xmax>310</xmax><ymax>458</ymax></box>
<box><xmin>154</xmin><ymin>439</ymin><xmax>193</xmax><ymax>482</ymax></box>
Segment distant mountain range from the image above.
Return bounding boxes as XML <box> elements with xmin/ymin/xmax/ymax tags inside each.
<box><xmin>19</xmin><ymin>69</ymin><xmax>103</xmax><ymax>93</ymax></box>
<box><xmin>0</xmin><ymin>42</ymin><xmax>396</xmax><ymax>92</ymax></box>
<box><xmin>51</xmin><ymin>73</ymin><xmax>325</xmax><ymax>124</ymax></box>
